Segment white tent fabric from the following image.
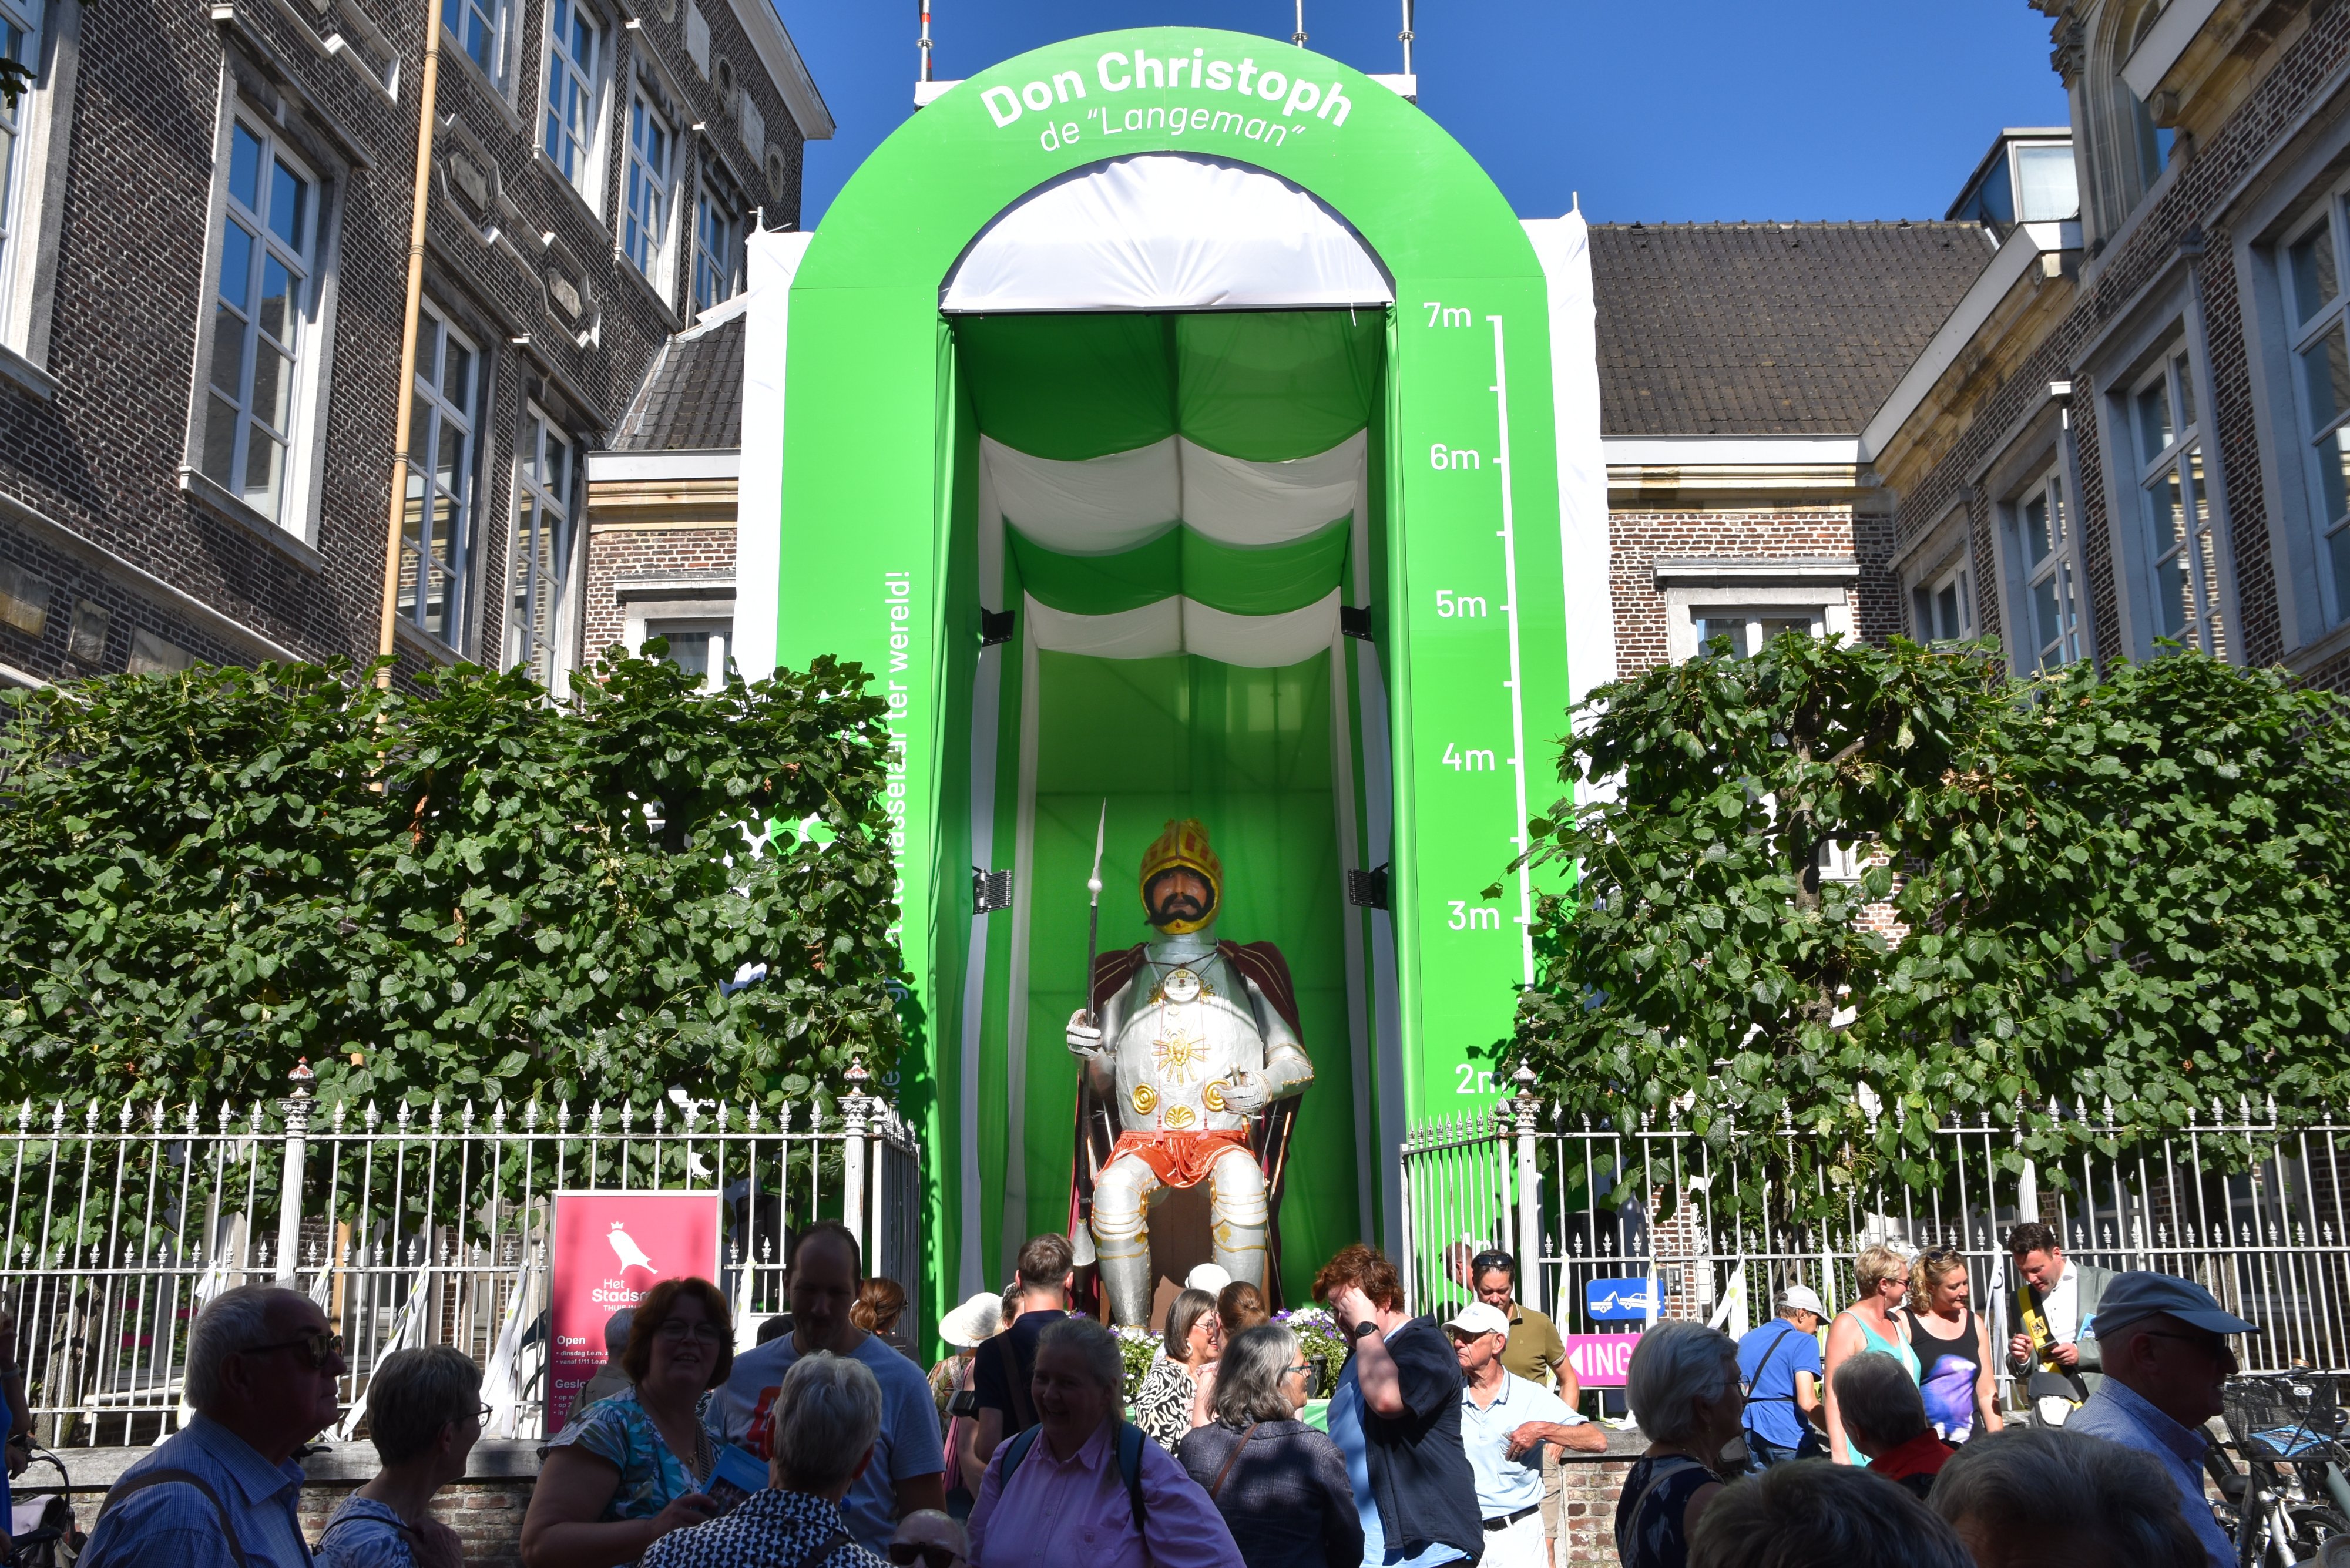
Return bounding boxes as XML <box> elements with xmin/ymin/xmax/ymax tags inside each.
<box><xmin>981</xmin><ymin>431</ymin><xmax>1364</xmax><ymax>549</ymax></box>
<box><xmin>1023</xmin><ymin>589</ymin><xmax>1340</xmax><ymax>666</ymax></box>
<box><xmin>1522</xmin><ymin>210</ymin><xmax>1616</xmax><ymax>710</ymax></box>
<box><xmin>943</xmin><ymin>155</ymin><xmax>1394</xmax><ymax>313</ymax></box>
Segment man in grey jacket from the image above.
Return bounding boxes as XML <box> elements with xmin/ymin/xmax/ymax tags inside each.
<box><xmin>1993</xmin><ymin>1221</ymin><xmax>2117</xmax><ymax>1425</ymax></box>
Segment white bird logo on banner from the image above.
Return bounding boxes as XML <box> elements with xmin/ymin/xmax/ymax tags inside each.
<box><xmin>607</xmin><ymin>1223</ymin><xmax>656</xmax><ymax>1274</ymax></box>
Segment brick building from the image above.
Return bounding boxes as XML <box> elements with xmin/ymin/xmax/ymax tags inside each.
<box><xmin>1867</xmin><ymin>0</ymin><xmax>2350</xmax><ymax>697</ymax></box>
<box><xmin>0</xmin><ymin>0</ymin><xmax>826</xmax><ymax>690</ymax></box>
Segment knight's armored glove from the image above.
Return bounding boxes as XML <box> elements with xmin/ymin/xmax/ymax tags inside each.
<box><xmin>1222</xmin><ymin>1069</ymin><xmax>1271</xmax><ymax>1114</ymax></box>
<box><xmin>1066</xmin><ymin>1009</ymin><xmax>1105</xmax><ymax>1059</ymax></box>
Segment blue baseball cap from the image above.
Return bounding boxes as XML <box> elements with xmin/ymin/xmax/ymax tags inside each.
<box><xmin>2092</xmin><ymin>1270</ymin><xmax>2259</xmax><ymax>1338</ymax></box>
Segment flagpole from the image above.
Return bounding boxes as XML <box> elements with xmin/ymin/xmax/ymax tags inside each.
<box><xmin>1083</xmin><ymin>800</ymin><xmax>1107</xmax><ymax>1025</ymax></box>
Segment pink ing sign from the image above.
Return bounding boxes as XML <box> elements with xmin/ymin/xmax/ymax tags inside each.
<box><xmin>549</xmin><ymin>1191</ymin><xmax>723</xmax><ymax>1435</ymax></box>
<box><xmin>1563</xmin><ymin>1332</ymin><xmax>1643</xmax><ymax>1389</ymax></box>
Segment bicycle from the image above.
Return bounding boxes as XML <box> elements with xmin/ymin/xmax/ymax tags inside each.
<box><xmin>2214</xmin><ymin>1372</ymin><xmax>2350</xmax><ymax>1568</ymax></box>
<box><xmin>4</xmin><ymin>1449</ymin><xmax>82</xmax><ymax>1568</ymax></box>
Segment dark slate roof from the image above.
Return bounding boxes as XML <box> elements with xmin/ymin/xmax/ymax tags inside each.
<box><xmin>613</xmin><ymin>312</ymin><xmax>744</xmax><ymax>451</ymax></box>
<box><xmin>1589</xmin><ymin>221</ymin><xmax>1993</xmax><ymax>437</ymax></box>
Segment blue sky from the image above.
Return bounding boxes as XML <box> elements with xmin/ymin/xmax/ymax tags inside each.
<box><xmin>770</xmin><ymin>2</ymin><xmax>2072</xmax><ymax>229</ymax></box>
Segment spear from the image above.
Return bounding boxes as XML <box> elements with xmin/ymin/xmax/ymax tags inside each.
<box><xmin>1083</xmin><ymin>800</ymin><xmax>1107</xmax><ymax>1028</ymax></box>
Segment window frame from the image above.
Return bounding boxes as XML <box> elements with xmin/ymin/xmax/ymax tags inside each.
<box><xmin>2128</xmin><ymin>344</ymin><xmax>2230</xmax><ymax>659</ymax></box>
<box><xmin>441</xmin><ymin>0</ymin><xmax>512</xmax><ymax>93</ymax></box>
<box><xmin>2280</xmin><ymin>192</ymin><xmax>2350</xmax><ymax>635</ymax></box>
<box><xmin>622</xmin><ymin>78</ymin><xmax>679</xmax><ymax>299</ymax></box>
<box><xmin>0</xmin><ymin>0</ymin><xmax>44</xmax><ymax>346</ymax></box>
<box><xmin>189</xmin><ymin>102</ymin><xmax>333</xmax><ymax>538</ymax></box>
<box><xmin>1999</xmin><ymin>465</ymin><xmax>2086</xmax><ymax>674</ymax></box>
<box><xmin>397</xmin><ymin>300</ymin><xmax>484</xmax><ymax>651</ymax></box>
<box><xmin>538</xmin><ymin>0</ymin><xmax>606</xmax><ymax>207</ymax></box>
<box><xmin>1909</xmin><ymin>553</ymin><xmax>1976</xmax><ymax>646</ymax></box>
<box><xmin>690</xmin><ymin>176</ymin><xmax>737</xmax><ymax>316</ymax></box>
<box><xmin>624</xmin><ymin>597</ymin><xmax>736</xmax><ymax>693</ymax></box>
<box><xmin>505</xmin><ymin>402</ymin><xmax>579</xmax><ymax>687</ymax></box>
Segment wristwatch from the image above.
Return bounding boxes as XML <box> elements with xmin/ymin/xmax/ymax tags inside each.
<box><xmin>1351</xmin><ymin>1319</ymin><xmax>1379</xmax><ymax>1341</ymax></box>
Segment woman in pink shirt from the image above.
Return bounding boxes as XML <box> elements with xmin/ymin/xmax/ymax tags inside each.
<box><xmin>967</xmin><ymin>1318</ymin><xmax>1244</xmax><ymax>1568</ymax></box>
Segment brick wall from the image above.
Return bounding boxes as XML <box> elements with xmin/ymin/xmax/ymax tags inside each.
<box><xmin>1559</xmin><ymin>1455</ymin><xmax>1638</xmax><ymax>1567</ymax></box>
<box><xmin>579</xmin><ymin>521</ymin><xmax>735</xmax><ymax>662</ymax></box>
<box><xmin>296</xmin><ymin>1478</ymin><xmax>532</xmax><ymax>1568</ymax></box>
<box><xmin>1888</xmin><ymin>3</ymin><xmax>2350</xmax><ymax>695</ymax></box>
<box><xmin>0</xmin><ymin>0</ymin><xmax>803</xmax><ymax>686</ymax></box>
<box><xmin>1609</xmin><ymin>503</ymin><xmax>1899</xmax><ymax>679</ymax></box>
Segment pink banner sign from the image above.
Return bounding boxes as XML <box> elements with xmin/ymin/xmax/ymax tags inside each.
<box><xmin>1563</xmin><ymin>1332</ymin><xmax>1643</xmax><ymax>1388</ymax></box>
<box><xmin>549</xmin><ymin>1190</ymin><xmax>723</xmax><ymax>1435</ymax></box>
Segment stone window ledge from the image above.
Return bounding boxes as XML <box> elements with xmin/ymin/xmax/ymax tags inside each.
<box><xmin>0</xmin><ymin>342</ymin><xmax>57</xmax><ymax>402</ymax></box>
<box><xmin>177</xmin><ymin>465</ymin><xmax>326</xmax><ymax>574</ymax></box>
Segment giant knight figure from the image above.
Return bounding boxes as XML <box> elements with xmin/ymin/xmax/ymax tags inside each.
<box><xmin>1065</xmin><ymin>818</ymin><xmax>1314</xmax><ymax>1328</ymax></box>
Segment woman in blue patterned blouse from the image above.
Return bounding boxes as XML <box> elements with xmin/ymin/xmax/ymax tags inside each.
<box><xmin>317</xmin><ymin>1345</ymin><xmax>481</xmax><ymax>1568</ymax></box>
<box><xmin>522</xmin><ymin>1277</ymin><xmax>734</xmax><ymax>1568</ymax></box>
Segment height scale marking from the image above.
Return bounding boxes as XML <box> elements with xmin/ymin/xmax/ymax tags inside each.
<box><xmin>1488</xmin><ymin>315</ymin><xmax>1536</xmax><ymax>989</ymax></box>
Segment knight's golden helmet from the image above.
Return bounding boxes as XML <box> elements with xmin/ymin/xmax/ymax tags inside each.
<box><xmin>1139</xmin><ymin>818</ymin><xmax>1221</xmax><ymax>934</ymax></box>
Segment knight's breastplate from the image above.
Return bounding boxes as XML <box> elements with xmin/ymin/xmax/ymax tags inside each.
<box><xmin>1110</xmin><ymin>956</ymin><xmax>1266</xmax><ymax>1133</ymax></box>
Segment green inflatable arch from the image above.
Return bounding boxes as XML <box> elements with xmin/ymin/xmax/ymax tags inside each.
<box><xmin>761</xmin><ymin>27</ymin><xmax>1583</xmax><ymax>1325</ymax></box>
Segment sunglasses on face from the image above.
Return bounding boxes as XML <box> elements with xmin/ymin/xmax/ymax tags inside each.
<box><xmin>245</xmin><ymin>1331</ymin><xmax>344</xmax><ymax>1368</ymax></box>
<box><xmin>887</xmin><ymin>1545</ymin><xmax>962</xmax><ymax>1568</ymax></box>
<box><xmin>654</xmin><ymin>1319</ymin><xmax>729</xmax><ymax>1345</ymax></box>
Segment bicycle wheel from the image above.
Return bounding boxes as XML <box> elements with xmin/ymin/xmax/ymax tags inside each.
<box><xmin>2282</xmin><ymin>1503</ymin><xmax>2349</xmax><ymax>1561</ymax></box>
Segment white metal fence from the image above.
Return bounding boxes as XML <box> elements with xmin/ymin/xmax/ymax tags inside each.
<box><xmin>1399</xmin><ymin>1081</ymin><xmax>2350</xmax><ymax>1394</ymax></box>
<box><xmin>0</xmin><ymin>1076</ymin><xmax>920</xmax><ymax>1446</ymax></box>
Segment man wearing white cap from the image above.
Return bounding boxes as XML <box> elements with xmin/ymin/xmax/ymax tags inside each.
<box><xmin>1734</xmin><ymin>1286</ymin><xmax>1827</xmax><ymax>1470</ymax></box>
<box><xmin>1448</xmin><ymin>1302</ymin><xmax>1604</xmax><ymax>1568</ymax></box>
<box><xmin>2067</xmin><ymin>1271</ymin><xmax>2257</xmax><ymax>1568</ymax></box>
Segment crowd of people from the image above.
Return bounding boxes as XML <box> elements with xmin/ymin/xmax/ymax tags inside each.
<box><xmin>63</xmin><ymin>1221</ymin><xmax>2263</xmax><ymax>1568</ymax></box>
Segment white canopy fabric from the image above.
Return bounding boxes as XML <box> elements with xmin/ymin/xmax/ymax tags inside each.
<box><xmin>981</xmin><ymin>431</ymin><xmax>1365</xmax><ymax>550</ymax></box>
<box><xmin>1023</xmin><ymin>589</ymin><xmax>1342</xmax><ymax>667</ymax></box>
<box><xmin>942</xmin><ymin>154</ymin><xmax>1394</xmax><ymax>313</ymax></box>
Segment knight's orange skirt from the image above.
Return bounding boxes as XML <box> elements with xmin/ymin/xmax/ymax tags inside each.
<box><xmin>1105</xmin><ymin>1129</ymin><xmax>1253</xmax><ymax>1189</ymax></box>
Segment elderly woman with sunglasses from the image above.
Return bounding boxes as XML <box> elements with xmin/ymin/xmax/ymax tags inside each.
<box><xmin>1175</xmin><ymin>1324</ymin><xmax>1361</xmax><ymax>1568</ymax></box>
<box><xmin>318</xmin><ymin>1347</ymin><xmax>483</xmax><ymax>1568</ymax></box>
<box><xmin>522</xmin><ymin>1277</ymin><xmax>731</xmax><ymax>1568</ymax></box>
<box><xmin>1822</xmin><ymin>1244</ymin><xmax>1921</xmax><ymax>1466</ymax></box>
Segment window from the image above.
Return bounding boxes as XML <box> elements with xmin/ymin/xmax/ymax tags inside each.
<box><xmin>2131</xmin><ymin>348</ymin><xmax>2227</xmax><ymax>657</ymax></box>
<box><xmin>199</xmin><ymin>116</ymin><xmax>320</xmax><ymax>528</ymax></box>
<box><xmin>2284</xmin><ymin>203</ymin><xmax>2350</xmax><ymax>630</ymax></box>
<box><xmin>0</xmin><ymin>0</ymin><xmax>42</xmax><ymax>341</ymax></box>
<box><xmin>1911</xmin><ymin>559</ymin><xmax>1975</xmax><ymax>644</ymax></box>
<box><xmin>442</xmin><ymin>0</ymin><xmax>507</xmax><ymax>85</ymax></box>
<box><xmin>2005</xmin><ymin>469</ymin><xmax>2084</xmax><ymax>673</ymax></box>
<box><xmin>1692</xmin><ymin>609</ymin><xmax>1823</xmax><ymax>659</ymax></box>
<box><xmin>623</xmin><ymin>87</ymin><xmax>674</xmax><ymax>291</ymax></box>
<box><xmin>645</xmin><ymin>616</ymin><xmax>730</xmax><ymax>690</ymax></box>
<box><xmin>2121</xmin><ymin>3</ymin><xmax>2172</xmax><ymax>192</ymax></box>
<box><xmin>126</xmin><ymin>629</ymin><xmax>192</xmax><ymax>676</ymax></box>
<box><xmin>506</xmin><ymin>407</ymin><xmax>576</xmax><ymax>685</ymax></box>
<box><xmin>542</xmin><ymin>0</ymin><xmax>599</xmax><ymax>196</ymax></box>
<box><xmin>691</xmin><ymin>181</ymin><xmax>735</xmax><ymax>314</ymax></box>
<box><xmin>398</xmin><ymin>304</ymin><xmax>479</xmax><ymax>647</ymax></box>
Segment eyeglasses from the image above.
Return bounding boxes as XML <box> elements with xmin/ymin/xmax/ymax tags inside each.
<box><xmin>887</xmin><ymin>1544</ymin><xmax>962</xmax><ymax>1568</ymax></box>
<box><xmin>1287</xmin><ymin>1364</ymin><xmax>1311</xmax><ymax>1378</ymax></box>
<box><xmin>654</xmin><ymin>1319</ymin><xmax>730</xmax><ymax>1345</ymax></box>
<box><xmin>475</xmin><ymin>1403</ymin><xmax>495</xmax><ymax>1426</ymax></box>
<box><xmin>243</xmin><ymin>1331</ymin><xmax>344</xmax><ymax>1368</ymax></box>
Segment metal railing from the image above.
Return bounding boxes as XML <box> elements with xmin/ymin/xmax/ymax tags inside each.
<box><xmin>0</xmin><ymin>1074</ymin><xmax>921</xmax><ymax>1447</ymax></box>
<box><xmin>1399</xmin><ymin>1082</ymin><xmax>2350</xmax><ymax>1394</ymax></box>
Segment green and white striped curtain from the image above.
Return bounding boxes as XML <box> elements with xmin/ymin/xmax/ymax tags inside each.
<box><xmin>958</xmin><ymin>310</ymin><xmax>1382</xmax><ymax>663</ymax></box>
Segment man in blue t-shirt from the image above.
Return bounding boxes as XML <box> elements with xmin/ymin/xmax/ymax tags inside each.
<box><xmin>1735</xmin><ymin>1285</ymin><xmax>1827</xmax><ymax>1470</ymax></box>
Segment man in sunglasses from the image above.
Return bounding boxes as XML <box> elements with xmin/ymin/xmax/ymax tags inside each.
<box><xmin>83</xmin><ymin>1284</ymin><xmax>350</xmax><ymax>1568</ymax></box>
<box><xmin>2066</xmin><ymin>1271</ymin><xmax>2257</xmax><ymax>1568</ymax></box>
<box><xmin>887</xmin><ymin>1509</ymin><xmax>969</xmax><ymax>1568</ymax></box>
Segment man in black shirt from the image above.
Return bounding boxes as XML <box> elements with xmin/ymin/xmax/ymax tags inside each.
<box><xmin>1315</xmin><ymin>1243</ymin><xmax>1483</xmax><ymax>1566</ymax></box>
<box><xmin>958</xmin><ymin>1233</ymin><xmax>1075</xmax><ymax>1483</ymax></box>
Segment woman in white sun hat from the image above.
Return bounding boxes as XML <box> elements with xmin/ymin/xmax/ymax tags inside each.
<box><xmin>929</xmin><ymin>1292</ymin><xmax>1006</xmax><ymax>1520</ymax></box>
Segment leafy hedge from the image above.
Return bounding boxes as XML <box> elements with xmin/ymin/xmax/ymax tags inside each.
<box><xmin>1505</xmin><ymin>638</ymin><xmax>2350</xmax><ymax>1211</ymax></box>
<box><xmin>0</xmin><ymin>649</ymin><xmax>908</xmax><ymax>1111</ymax></box>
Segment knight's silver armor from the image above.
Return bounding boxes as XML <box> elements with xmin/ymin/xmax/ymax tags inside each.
<box><xmin>1070</xmin><ymin>926</ymin><xmax>1313</xmax><ymax>1327</ymax></box>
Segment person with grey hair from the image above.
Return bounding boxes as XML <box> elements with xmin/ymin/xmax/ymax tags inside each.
<box><xmin>2064</xmin><ymin>1271</ymin><xmax>2256</xmax><ymax>1568</ymax></box>
<box><xmin>81</xmin><ymin>1283</ymin><xmax>350</xmax><ymax>1568</ymax></box>
<box><xmin>1829</xmin><ymin>1354</ymin><xmax>1950</xmax><ymax>1500</ymax></box>
<box><xmin>1617</xmin><ymin>1321</ymin><xmax>1743</xmax><ymax>1568</ymax></box>
<box><xmin>1174</xmin><ymin>1324</ymin><xmax>1360</xmax><ymax>1568</ymax></box>
<box><xmin>1687</xmin><ymin>1460</ymin><xmax>1972</xmax><ymax>1568</ymax></box>
<box><xmin>317</xmin><ymin>1346</ymin><xmax>481</xmax><ymax>1568</ymax></box>
<box><xmin>1930</xmin><ymin>1425</ymin><xmax>2206</xmax><ymax>1568</ymax></box>
<box><xmin>641</xmin><ymin>1352</ymin><xmax>892</xmax><ymax>1568</ymax></box>
<box><xmin>969</xmin><ymin>1316</ymin><xmax>1243</xmax><ymax>1568</ymax></box>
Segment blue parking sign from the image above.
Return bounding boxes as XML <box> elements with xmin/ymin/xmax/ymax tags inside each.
<box><xmin>1584</xmin><ymin>1277</ymin><xmax>1659</xmax><ymax>1322</ymax></box>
